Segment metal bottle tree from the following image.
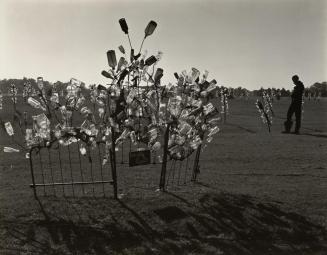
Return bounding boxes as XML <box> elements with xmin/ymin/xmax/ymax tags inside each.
<box><xmin>255</xmin><ymin>90</ymin><xmax>274</xmax><ymax>132</ymax></box>
<box><xmin>1</xmin><ymin>18</ymin><xmax>222</xmax><ymax>196</ymax></box>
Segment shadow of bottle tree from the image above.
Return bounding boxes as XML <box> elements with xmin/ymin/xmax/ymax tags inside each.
<box><xmin>3</xmin><ymin>192</ymin><xmax>326</xmax><ymax>255</ymax></box>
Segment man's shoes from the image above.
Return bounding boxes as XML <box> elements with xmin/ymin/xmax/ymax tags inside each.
<box><xmin>291</xmin><ymin>131</ymin><xmax>300</xmax><ymax>135</ymax></box>
<box><xmin>281</xmin><ymin>131</ymin><xmax>290</xmax><ymax>134</ymax></box>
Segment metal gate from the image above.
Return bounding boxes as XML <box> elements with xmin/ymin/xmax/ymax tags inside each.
<box><xmin>29</xmin><ymin>141</ymin><xmax>115</xmax><ymax>197</ymax></box>
<box><xmin>29</xmin><ymin>135</ymin><xmax>201</xmax><ymax>199</ymax></box>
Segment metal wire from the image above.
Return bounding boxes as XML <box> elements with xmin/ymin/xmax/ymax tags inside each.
<box><xmin>47</xmin><ymin>148</ymin><xmax>56</xmax><ymax>196</ymax></box>
<box><xmin>177</xmin><ymin>160</ymin><xmax>182</xmax><ymax>185</ymax></box>
<box><xmin>121</xmin><ymin>142</ymin><xmax>124</xmax><ymax>164</ymax></box>
<box><xmin>38</xmin><ymin>150</ymin><xmax>46</xmax><ymax>195</ymax></box>
<box><xmin>67</xmin><ymin>145</ymin><xmax>75</xmax><ymax>197</ymax></box>
<box><xmin>88</xmin><ymin>147</ymin><xmax>95</xmax><ymax>196</ymax></box>
<box><xmin>77</xmin><ymin>143</ymin><xmax>85</xmax><ymax>195</ymax></box>
<box><xmin>57</xmin><ymin>146</ymin><xmax>65</xmax><ymax>196</ymax></box>
<box><xmin>184</xmin><ymin>152</ymin><xmax>190</xmax><ymax>184</ymax></box>
<box><xmin>166</xmin><ymin>159</ymin><xmax>176</xmax><ymax>187</ymax></box>
<box><xmin>97</xmin><ymin>145</ymin><xmax>105</xmax><ymax>196</ymax></box>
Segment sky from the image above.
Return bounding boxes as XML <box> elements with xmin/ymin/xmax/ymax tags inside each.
<box><xmin>0</xmin><ymin>0</ymin><xmax>326</xmax><ymax>90</ymax></box>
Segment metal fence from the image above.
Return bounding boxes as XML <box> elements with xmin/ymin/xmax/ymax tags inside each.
<box><xmin>29</xmin><ymin>141</ymin><xmax>114</xmax><ymax>197</ymax></box>
<box><xmin>29</xmin><ymin>138</ymin><xmax>201</xmax><ymax>199</ymax></box>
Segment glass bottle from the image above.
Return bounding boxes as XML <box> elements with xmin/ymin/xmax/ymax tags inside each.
<box><xmin>5</xmin><ymin>122</ymin><xmax>14</xmax><ymax>136</ymax></box>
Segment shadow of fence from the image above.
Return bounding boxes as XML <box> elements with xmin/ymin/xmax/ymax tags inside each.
<box><xmin>1</xmin><ymin>191</ymin><xmax>326</xmax><ymax>254</ymax></box>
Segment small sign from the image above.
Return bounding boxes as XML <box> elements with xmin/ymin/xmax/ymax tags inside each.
<box><xmin>129</xmin><ymin>150</ymin><xmax>151</xmax><ymax>167</ymax></box>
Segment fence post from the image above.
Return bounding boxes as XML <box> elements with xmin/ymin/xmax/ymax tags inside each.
<box><xmin>111</xmin><ymin>127</ymin><xmax>118</xmax><ymax>199</ymax></box>
<box><xmin>29</xmin><ymin>148</ymin><xmax>37</xmax><ymax>198</ymax></box>
<box><xmin>159</xmin><ymin>123</ymin><xmax>170</xmax><ymax>191</ymax></box>
<box><xmin>192</xmin><ymin>132</ymin><xmax>204</xmax><ymax>182</ymax></box>
<box><xmin>191</xmin><ymin>145</ymin><xmax>201</xmax><ymax>181</ymax></box>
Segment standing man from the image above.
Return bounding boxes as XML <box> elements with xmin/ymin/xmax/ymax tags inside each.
<box><xmin>283</xmin><ymin>75</ymin><xmax>304</xmax><ymax>134</ymax></box>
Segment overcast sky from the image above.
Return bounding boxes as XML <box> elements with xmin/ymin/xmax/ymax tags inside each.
<box><xmin>0</xmin><ymin>0</ymin><xmax>326</xmax><ymax>90</ymax></box>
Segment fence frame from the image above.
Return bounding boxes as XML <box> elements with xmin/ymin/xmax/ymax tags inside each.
<box><xmin>29</xmin><ymin>138</ymin><xmax>118</xmax><ymax>198</ymax></box>
<box><xmin>28</xmin><ymin>126</ymin><xmax>201</xmax><ymax>199</ymax></box>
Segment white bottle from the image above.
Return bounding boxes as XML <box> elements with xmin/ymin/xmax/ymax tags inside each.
<box><xmin>4</xmin><ymin>146</ymin><xmax>20</xmax><ymax>153</ymax></box>
<box><xmin>4</xmin><ymin>122</ymin><xmax>14</xmax><ymax>136</ymax></box>
<box><xmin>27</xmin><ymin>97</ymin><xmax>46</xmax><ymax>111</ymax></box>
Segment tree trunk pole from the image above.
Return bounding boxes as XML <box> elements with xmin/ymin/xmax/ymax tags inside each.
<box><xmin>159</xmin><ymin>123</ymin><xmax>170</xmax><ymax>191</ymax></box>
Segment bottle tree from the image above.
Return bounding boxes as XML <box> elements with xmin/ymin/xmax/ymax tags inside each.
<box><xmin>1</xmin><ymin>18</ymin><xmax>221</xmax><ymax>195</ymax></box>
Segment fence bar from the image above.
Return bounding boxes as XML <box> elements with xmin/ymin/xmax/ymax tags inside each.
<box><xmin>29</xmin><ymin>180</ymin><xmax>114</xmax><ymax>187</ymax></box>
<box><xmin>77</xmin><ymin>143</ymin><xmax>85</xmax><ymax>195</ymax></box>
<box><xmin>57</xmin><ymin>146</ymin><xmax>66</xmax><ymax>196</ymax></box>
<box><xmin>184</xmin><ymin>153</ymin><xmax>189</xmax><ymax>184</ymax></box>
<box><xmin>97</xmin><ymin>145</ymin><xmax>105</xmax><ymax>196</ymax></box>
<box><xmin>191</xmin><ymin>145</ymin><xmax>201</xmax><ymax>181</ymax></box>
<box><xmin>166</xmin><ymin>159</ymin><xmax>176</xmax><ymax>187</ymax></box>
<box><xmin>177</xmin><ymin>160</ymin><xmax>182</xmax><ymax>185</ymax></box>
<box><xmin>67</xmin><ymin>145</ymin><xmax>75</xmax><ymax>196</ymax></box>
<box><xmin>38</xmin><ymin>150</ymin><xmax>46</xmax><ymax>195</ymax></box>
<box><xmin>88</xmin><ymin>148</ymin><xmax>95</xmax><ymax>196</ymax></box>
<box><xmin>121</xmin><ymin>141</ymin><xmax>124</xmax><ymax>164</ymax></box>
<box><xmin>110</xmin><ymin>127</ymin><xmax>118</xmax><ymax>199</ymax></box>
<box><xmin>47</xmin><ymin>148</ymin><xmax>56</xmax><ymax>196</ymax></box>
<box><xmin>171</xmin><ymin>159</ymin><xmax>176</xmax><ymax>185</ymax></box>
<box><xmin>159</xmin><ymin>123</ymin><xmax>170</xmax><ymax>190</ymax></box>
<box><xmin>29</xmin><ymin>149</ymin><xmax>37</xmax><ymax>198</ymax></box>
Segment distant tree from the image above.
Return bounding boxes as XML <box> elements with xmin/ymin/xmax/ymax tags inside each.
<box><xmin>310</xmin><ymin>82</ymin><xmax>327</xmax><ymax>97</ymax></box>
<box><xmin>280</xmin><ymin>88</ymin><xmax>291</xmax><ymax>97</ymax></box>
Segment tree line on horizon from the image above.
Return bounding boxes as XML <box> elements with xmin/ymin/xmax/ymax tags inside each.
<box><xmin>0</xmin><ymin>77</ymin><xmax>326</xmax><ymax>98</ymax></box>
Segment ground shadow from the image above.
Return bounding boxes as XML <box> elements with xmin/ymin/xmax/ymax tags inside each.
<box><xmin>225</xmin><ymin>122</ymin><xmax>257</xmax><ymax>134</ymax></box>
<box><xmin>302</xmin><ymin>132</ymin><xmax>327</xmax><ymax>139</ymax></box>
<box><xmin>2</xmin><ymin>192</ymin><xmax>327</xmax><ymax>254</ymax></box>
<box><xmin>195</xmin><ymin>193</ymin><xmax>327</xmax><ymax>254</ymax></box>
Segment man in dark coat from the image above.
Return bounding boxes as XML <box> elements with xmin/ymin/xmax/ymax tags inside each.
<box><xmin>283</xmin><ymin>75</ymin><xmax>304</xmax><ymax>134</ymax></box>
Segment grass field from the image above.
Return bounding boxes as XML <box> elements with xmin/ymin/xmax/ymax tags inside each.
<box><xmin>0</xmin><ymin>97</ymin><xmax>327</xmax><ymax>254</ymax></box>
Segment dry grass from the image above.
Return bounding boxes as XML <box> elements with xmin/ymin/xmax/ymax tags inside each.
<box><xmin>0</xmin><ymin>97</ymin><xmax>327</xmax><ymax>254</ymax></box>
